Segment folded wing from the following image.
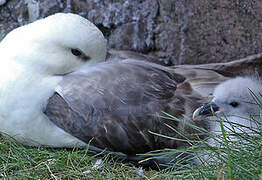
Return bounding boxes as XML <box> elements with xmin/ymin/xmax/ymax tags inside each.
<box><xmin>44</xmin><ymin>60</ymin><xmax>198</xmax><ymax>155</ymax></box>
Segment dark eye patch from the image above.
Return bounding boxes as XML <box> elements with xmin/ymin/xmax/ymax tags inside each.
<box><xmin>71</xmin><ymin>48</ymin><xmax>91</xmax><ymax>62</ymax></box>
<box><xmin>71</xmin><ymin>48</ymin><xmax>82</xmax><ymax>56</ymax></box>
<box><xmin>229</xmin><ymin>101</ymin><xmax>239</xmax><ymax>108</ymax></box>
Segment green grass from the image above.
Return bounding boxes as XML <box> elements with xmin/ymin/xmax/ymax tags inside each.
<box><xmin>0</xmin><ymin>137</ymin><xmax>149</xmax><ymax>179</ymax></box>
<box><xmin>1</xmin><ymin>123</ymin><xmax>261</xmax><ymax>179</ymax></box>
<box><xmin>0</xmin><ymin>136</ymin><xmax>180</xmax><ymax>179</ymax></box>
<box><xmin>1</xmin><ymin>108</ymin><xmax>262</xmax><ymax>179</ymax></box>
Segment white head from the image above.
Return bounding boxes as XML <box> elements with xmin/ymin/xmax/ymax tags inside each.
<box><xmin>212</xmin><ymin>77</ymin><xmax>261</xmax><ymax>119</ymax></box>
<box><xmin>0</xmin><ymin>13</ymin><xmax>107</xmax><ymax>75</ymax></box>
<box><xmin>193</xmin><ymin>77</ymin><xmax>262</xmax><ymax>122</ymax></box>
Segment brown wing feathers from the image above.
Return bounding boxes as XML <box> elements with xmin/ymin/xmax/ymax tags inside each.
<box><xmin>45</xmin><ymin>53</ymin><xmax>262</xmax><ymax>156</ymax></box>
<box><xmin>44</xmin><ymin>60</ymin><xmax>195</xmax><ymax>154</ymax></box>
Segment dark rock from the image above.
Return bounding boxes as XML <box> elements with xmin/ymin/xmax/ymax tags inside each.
<box><xmin>1</xmin><ymin>0</ymin><xmax>262</xmax><ymax>65</ymax></box>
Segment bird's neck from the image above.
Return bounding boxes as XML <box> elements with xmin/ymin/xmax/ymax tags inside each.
<box><xmin>0</xmin><ymin>60</ymin><xmax>62</xmax><ymax>114</ymax></box>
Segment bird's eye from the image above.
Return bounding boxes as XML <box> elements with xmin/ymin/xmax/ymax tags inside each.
<box><xmin>230</xmin><ymin>101</ymin><xmax>239</xmax><ymax>107</ymax></box>
<box><xmin>71</xmin><ymin>48</ymin><xmax>82</xmax><ymax>56</ymax></box>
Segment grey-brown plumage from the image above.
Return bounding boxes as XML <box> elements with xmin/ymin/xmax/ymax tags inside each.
<box><xmin>45</xmin><ymin>51</ymin><xmax>262</xmax><ymax>152</ymax></box>
<box><xmin>176</xmin><ymin>52</ymin><xmax>262</xmax><ymax>77</ymax></box>
<box><xmin>174</xmin><ymin>52</ymin><xmax>262</xmax><ymax>96</ymax></box>
<box><xmin>44</xmin><ymin>60</ymin><xmax>207</xmax><ymax>155</ymax></box>
<box><xmin>44</xmin><ymin>51</ymin><xmax>262</xmax><ymax>168</ymax></box>
<box><xmin>108</xmin><ymin>50</ymin><xmax>262</xmax><ymax>96</ymax></box>
<box><xmin>4</xmin><ymin>13</ymin><xmax>262</xmax><ymax>169</ymax></box>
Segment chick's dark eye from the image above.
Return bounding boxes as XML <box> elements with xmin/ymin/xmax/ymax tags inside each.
<box><xmin>230</xmin><ymin>101</ymin><xmax>239</xmax><ymax>108</ymax></box>
<box><xmin>71</xmin><ymin>48</ymin><xmax>82</xmax><ymax>56</ymax></box>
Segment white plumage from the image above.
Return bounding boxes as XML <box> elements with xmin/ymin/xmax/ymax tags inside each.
<box><xmin>1</xmin><ymin>12</ymin><xmax>262</xmax><ymax>168</ymax></box>
<box><xmin>0</xmin><ymin>13</ymin><xmax>106</xmax><ymax>147</ymax></box>
<box><xmin>194</xmin><ymin>77</ymin><xmax>262</xmax><ymax>134</ymax></box>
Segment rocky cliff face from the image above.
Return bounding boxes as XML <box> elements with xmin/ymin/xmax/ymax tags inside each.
<box><xmin>1</xmin><ymin>0</ymin><xmax>262</xmax><ymax>65</ymax></box>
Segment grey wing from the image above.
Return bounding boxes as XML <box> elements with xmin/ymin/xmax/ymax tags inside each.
<box><xmin>107</xmin><ymin>50</ymin><xmax>262</xmax><ymax>97</ymax></box>
<box><xmin>44</xmin><ymin>60</ymin><xmax>186</xmax><ymax>154</ymax></box>
<box><xmin>176</xmin><ymin>52</ymin><xmax>262</xmax><ymax>77</ymax></box>
<box><xmin>173</xmin><ymin>53</ymin><xmax>262</xmax><ymax>97</ymax></box>
<box><xmin>174</xmin><ymin>67</ymin><xmax>229</xmax><ymax>97</ymax></box>
<box><xmin>108</xmin><ymin>50</ymin><xmax>262</xmax><ymax>76</ymax></box>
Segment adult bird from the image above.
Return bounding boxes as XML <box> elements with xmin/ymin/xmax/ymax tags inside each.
<box><xmin>0</xmin><ymin>13</ymin><xmax>207</xmax><ymax>162</ymax></box>
<box><xmin>0</xmin><ymin>13</ymin><xmax>262</xmax><ymax>167</ymax></box>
